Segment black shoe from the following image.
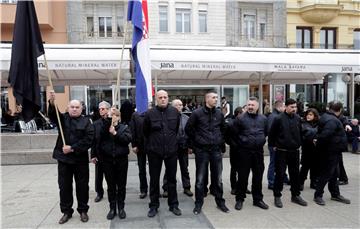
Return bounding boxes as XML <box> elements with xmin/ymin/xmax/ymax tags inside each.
<box><xmin>331</xmin><ymin>195</ymin><xmax>351</xmax><ymax>204</ymax></box>
<box><xmin>217</xmin><ymin>204</ymin><xmax>230</xmax><ymax>213</ymax></box>
<box><xmin>203</xmin><ymin>192</ymin><xmax>208</xmax><ymax>197</ymax></box>
<box><xmin>274</xmin><ymin>197</ymin><xmax>283</xmax><ymax>208</ymax></box>
<box><xmin>291</xmin><ymin>195</ymin><xmax>308</xmax><ymax>206</ymax></box>
<box><xmin>184</xmin><ymin>189</ymin><xmax>193</xmax><ymax>197</ymax></box>
<box><xmin>246</xmin><ymin>189</ymin><xmax>251</xmax><ymax>194</ymax></box>
<box><xmin>210</xmin><ymin>190</ymin><xmax>216</xmax><ymax>196</ymax></box>
<box><xmin>235</xmin><ymin>201</ymin><xmax>243</xmax><ymax>210</ymax></box>
<box><xmin>94</xmin><ymin>195</ymin><xmax>103</xmax><ymax>202</ymax></box>
<box><xmin>314</xmin><ymin>197</ymin><xmax>326</xmax><ymax>206</ymax></box>
<box><xmin>118</xmin><ymin>208</ymin><xmax>126</xmax><ymax>219</ymax></box>
<box><xmin>58</xmin><ymin>214</ymin><xmax>72</xmax><ymax>224</ymax></box>
<box><xmin>106</xmin><ymin>209</ymin><xmax>116</xmax><ymax>220</ymax></box>
<box><xmin>80</xmin><ymin>212</ymin><xmax>89</xmax><ymax>222</ymax></box>
<box><xmin>268</xmin><ymin>185</ymin><xmax>274</xmax><ymax>190</ymax></box>
<box><xmin>253</xmin><ymin>200</ymin><xmax>269</xmax><ymax>210</ymax></box>
<box><xmin>193</xmin><ymin>206</ymin><xmax>202</xmax><ymax>215</ymax></box>
<box><xmin>169</xmin><ymin>206</ymin><xmax>182</xmax><ymax>216</ymax></box>
<box><xmin>230</xmin><ymin>189</ymin><xmax>237</xmax><ymax>195</ymax></box>
<box><xmin>338</xmin><ymin>180</ymin><xmax>348</xmax><ymax>185</ymax></box>
<box><xmin>162</xmin><ymin>191</ymin><xmax>168</xmax><ymax>198</ymax></box>
<box><xmin>299</xmin><ymin>184</ymin><xmax>304</xmax><ymax>191</ymax></box>
<box><xmin>147</xmin><ymin>208</ymin><xmax>158</xmax><ymax>218</ymax></box>
<box><xmin>139</xmin><ymin>192</ymin><xmax>147</xmax><ymax>199</ymax></box>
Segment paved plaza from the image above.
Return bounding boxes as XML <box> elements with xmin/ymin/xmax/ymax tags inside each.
<box><xmin>1</xmin><ymin>153</ymin><xmax>359</xmax><ymax>228</ymax></box>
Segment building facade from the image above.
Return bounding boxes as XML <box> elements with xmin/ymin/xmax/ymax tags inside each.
<box><xmin>287</xmin><ymin>0</ymin><xmax>360</xmax><ymax>115</ymax></box>
<box><xmin>0</xmin><ymin>0</ymin><xmax>69</xmax><ymax>114</ymax></box>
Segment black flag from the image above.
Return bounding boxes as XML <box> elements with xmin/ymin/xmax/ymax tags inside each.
<box><xmin>8</xmin><ymin>1</ymin><xmax>44</xmax><ymax>122</ymax></box>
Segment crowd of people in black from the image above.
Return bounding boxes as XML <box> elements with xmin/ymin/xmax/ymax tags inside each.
<box><xmin>45</xmin><ymin>90</ymin><xmax>356</xmax><ymax>224</ymax></box>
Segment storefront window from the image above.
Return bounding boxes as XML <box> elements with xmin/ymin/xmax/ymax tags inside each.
<box><xmin>223</xmin><ymin>85</ymin><xmax>249</xmax><ymax>114</ymax></box>
<box><xmin>327</xmin><ymin>73</ymin><xmax>348</xmax><ymax>109</ymax></box>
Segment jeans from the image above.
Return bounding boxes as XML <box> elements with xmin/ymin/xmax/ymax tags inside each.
<box><xmin>194</xmin><ymin>147</ymin><xmax>225</xmax><ymax>208</ymax></box>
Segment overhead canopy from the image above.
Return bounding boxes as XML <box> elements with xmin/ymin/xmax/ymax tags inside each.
<box><xmin>1</xmin><ymin>44</ymin><xmax>359</xmax><ymax>85</ymax></box>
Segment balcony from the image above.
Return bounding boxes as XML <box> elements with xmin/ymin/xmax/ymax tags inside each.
<box><xmin>294</xmin><ymin>0</ymin><xmax>343</xmax><ymax>23</ymax></box>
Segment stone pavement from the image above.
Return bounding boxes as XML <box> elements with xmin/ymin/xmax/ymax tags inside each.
<box><xmin>1</xmin><ymin>153</ymin><xmax>359</xmax><ymax>228</ymax></box>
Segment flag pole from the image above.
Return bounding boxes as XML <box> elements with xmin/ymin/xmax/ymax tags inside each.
<box><xmin>43</xmin><ymin>54</ymin><xmax>66</xmax><ymax>145</ymax></box>
<box><xmin>114</xmin><ymin>21</ymin><xmax>129</xmax><ymax>108</ymax></box>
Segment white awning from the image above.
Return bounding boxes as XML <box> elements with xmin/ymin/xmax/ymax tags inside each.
<box><xmin>1</xmin><ymin>44</ymin><xmax>359</xmax><ymax>85</ymax></box>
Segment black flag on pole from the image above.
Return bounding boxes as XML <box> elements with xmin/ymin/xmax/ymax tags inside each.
<box><xmin>8</xmin><ymin>0</ymin><xmax>45</xmax><ymax>122</ymax></box>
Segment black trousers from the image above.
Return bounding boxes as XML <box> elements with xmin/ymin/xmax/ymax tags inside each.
<box><xmin>102</xmin><ymin>157</ymin><xmax>128</xmax><ymax>210</ymax></box>
<box><xmin>95</xmin><ymin>161</ymin><xmax>104</xmax><ymax>197</ymax></box>
<box><xmin>236</xmin><ymin>150</ymin><xmax>264</xmax><ymax>202</ymax></box>
<box><xmin>338</xmin><ymin>153</ymin><xmax>348</xmax><ymax>182</ymax></box>
<box><xmin>163</xmin><ymin>148</ymin><xmax>191</xmax><ymax>191</ymax></box>
<box><xmin>58</xmin><ymin>161</ymin><xmax>89</xmax><ymax>215</ymax></box>
<box><xmin>299</xmin><ymin>147</ymin><xmax>319</xmax><ymax>185</ymax></box>
<box><xmin>194</xmin><ymin>148</ymin><xmax>225</xmax><ymax>208</ymax></box>
<box><xmin>315</xmin><ymin>154</ymin><xmax>341</xmax><ymax>198</ymax></box>
<box><xmin>148</xmin><ymin>153</ymin><xmax>178</xmax><ymax>209</ymax></box>
<box><xmin>137</xmin><ymin>150</ymin><xmax>148</xmax><ymax>193</ymax></box>
<box><xmin>273</xmin><ymin>149</ymin><xmax>301</xmax><ymax>197</ymax></box>
<box><xmin>229</xmin><ymin>146</ymin><xmax>238</xmax><ymax>191</ymax></box>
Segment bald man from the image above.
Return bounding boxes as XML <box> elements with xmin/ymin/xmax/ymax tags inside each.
<box><xmin>48</xmin><ymin>97</ymin><xmax>94</xmax><ymax>224</ymax></box>
<box><xmin>143</xmin><ymin>90</ymin><xmax>182</xmax><ymax>217</ymax></box>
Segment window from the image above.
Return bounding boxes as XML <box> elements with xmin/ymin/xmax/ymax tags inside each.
<box><xmin>198</xmin><ymin>11</ymin><xmax>207</xmax><ymax>33</ymax></box>
<box><xmin>176</xmin><ymin>9</ymin><xmax>191</xmax><ymax>33</ymax></box>
<box><xmin>260</xmin><ymin>23</ymin><xmax>266</xmax><ymax>40</ymax></box>
<box><xmin>320</xmin><ymin>28</ymin><xmax>336</xmax><ymax>49</ymax></box>
<box><xmin>87</xmin><ymin>17</ymin><xmax>94</xmax><ymax>37</ymax></box>
<box><xmin>99</xmin><ymin>17</ymin><xmax>112</xmax><ymax>37</ymax></box>
<box><xmin>198</xmin><ymin>4</ymin><xmax>208</xmax><ymax>33</ymax></box>
<box><xmin>354</xmin><ymin>29</ymin><xmax>360</xmax><ymax>50</ymax></box>
<box><xmin>117</xmin><ymin>16</ymin><xmax>124</xmax><ymax>37</ymax></box>
<box><xmin>243</xmin><ymin>14</ymin><xmax>255</xmax><ymax>39</ymax></box>
<box><xmin>296</xmin><ymin>27</ymin><xmax>312</xmax><ymax>48</ymax></box>
<box><xmin>0</xmin><ymin>0</ymin><xmax>17</xmax><ymax>3</ymax></box>
<box><xmin>159</xmin><ymin>5</ymin><xmax>168</xmax><ymax>32</ymax></box>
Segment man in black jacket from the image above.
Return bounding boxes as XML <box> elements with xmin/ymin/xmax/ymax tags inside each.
<box><xmin>48</xmin><ymin>98</ymin><xmax>94</xmax><ymax>224</ymax></box>
<box><xmin>162</xmin><ymin>99</ymin><xmax>193</xmax><ymax>197</ymax></box>
<box><xmin>91</xmin><ymin>102</ymin><xmax>108</xmax><ymax>203</ymax></box>
<box><xmin>91</xmin><ymin>106</ymin><xmax>132</xmax><ymax>219</ymax></box>
<box><xmin>269</xmin><ymin>98</ymin><xmax>307</xmax><ymax>208</ymax></box>
<box><xmin>130</xmin><ymin>111</ymin><xmax>148</xmax><ymax>199</ymax></box>
<box><xmin>185</xmin><ymin>91</ymin><xmax>229</xmax><ymax>215</ymax></box>
<box><xmin>233</xmin><ymin>97</ymin><xmax>269</xmax><ymax>211</ymax></box>
<box><xmin>143</xmin><ymin>90</ymin><xmax>181</xmax><ymax>217</ymax></box>
<box><xmin>313</xmin><ymin>101</ymin><xmax>351</xmax><ymax>205</ymax></box>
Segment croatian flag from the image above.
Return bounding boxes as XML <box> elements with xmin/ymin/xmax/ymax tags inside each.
<box><xmin>128</xmin><ymin>0</ymin><xmax>152</xmax><ymax>114</ymax></box>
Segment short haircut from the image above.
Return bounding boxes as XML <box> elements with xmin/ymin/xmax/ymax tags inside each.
<box><xmin>205</xmin><ymin>90</ymin><xmax>217</xmax><ymax>97</ymax></box>
<box><xmin>274</xmin><ymin>100</ymin><xmax>283</xmax><ymax>108</ymax></box>
<box><xmin>221</xmin><ymin>96</ymin><xmax>226</xmax><ymax>100</ymax></box>
<box><xmin>171</xmin><ymin>99</ymin><xmax>182</xmax><ymax>106</ymax></box>
<box><xmin>328</xmin><ymin>101</ymin><xmax>343</xmax><ymax>112</ymax></box>
<box><xmin>98</xmin><ymin>101</ymin><xmax>111</xmax><ymax>109</ymax></box>
<box><xmin>234</xmin><ymin>106</ymin><xmax>243</xmax><ymax>116</ymax></box>
<box><xmin>285</xmin><ymin>98</ymin><xmax>297</xmax><ymax>106</ymax></box>
<box><xmin>248</xmin><ymin>97</ymin><xmax>258</xmax><ymax>102</ymax></box>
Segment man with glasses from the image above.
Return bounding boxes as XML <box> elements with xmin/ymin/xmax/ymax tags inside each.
<box><xmin>91</xmin><ymin>102</ymin><xmax>111</xmax><ymax>203</ymax></box>
<box><xmin>48</xmin><ymin>97</ymin><xmax>94</xmax><ymax>224</ymax></box>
